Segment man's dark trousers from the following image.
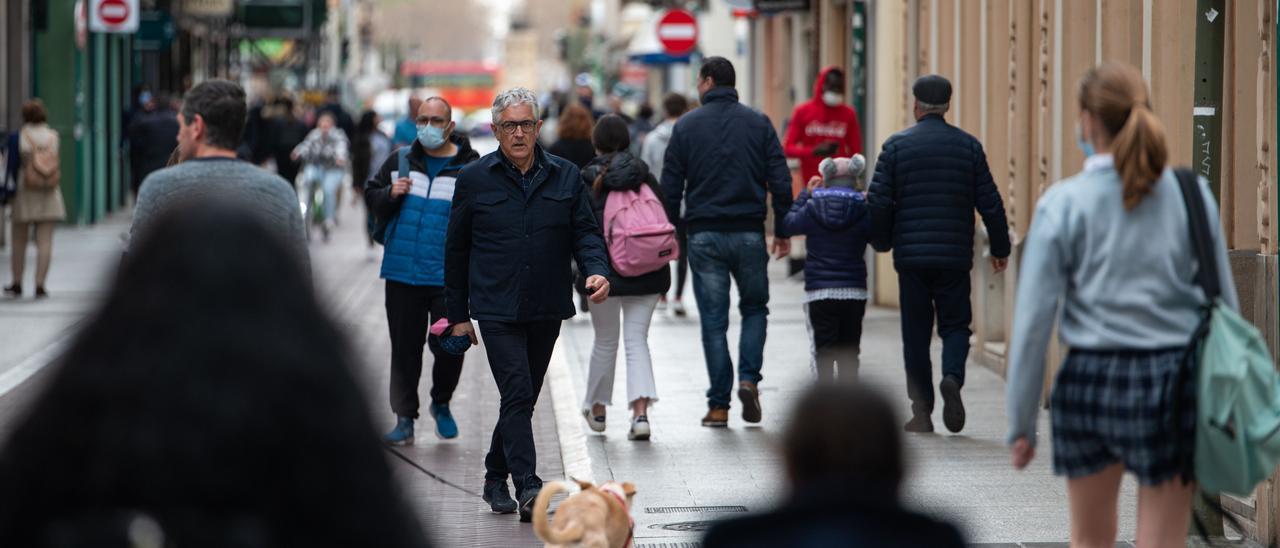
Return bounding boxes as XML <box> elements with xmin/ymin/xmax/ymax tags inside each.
<box><xmin>479</xmin><ymin>320</ymin><xmax>562</xmax><ymax>496</ymax></box>
<box><xmin>897</xmin><ymin>269</ymin><xmax>970</xmax><ymax>414</ymax></box>
<box><xmin>385</xmin><ymin>281</ymin><xmax>464</xmax><ymax>419</ymax></box>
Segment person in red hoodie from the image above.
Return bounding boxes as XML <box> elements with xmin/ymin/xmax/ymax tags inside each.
<box><xmin>784</xmin><ymin>67</ymin><xmax>864</xmax><ymax>188</ymax></box>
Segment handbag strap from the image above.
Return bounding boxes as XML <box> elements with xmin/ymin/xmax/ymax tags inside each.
<box><xmin>1173</xmin><ymin>167</ymin><xmax>1221</xmax><ymax>303</ymax></box>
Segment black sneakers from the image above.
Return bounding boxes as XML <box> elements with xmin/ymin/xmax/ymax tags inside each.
<box><xmin>483</xmin><ymin>480</ymin><xmax>517</xmax><ymax>514</ymax></box>
<box><xmin>940</xmin><ymin>375</ymin><xmax>966</xmax><ymax>433</ymax></box>
<box><xmin>903</xmin><ymin>413</ymin><xmax>934</xmax><ymax>433</ymax></box>
<box><xmin>518</xmin><ymin>485</ymin><xmax>541</xmax><ymax>523</ymax></box>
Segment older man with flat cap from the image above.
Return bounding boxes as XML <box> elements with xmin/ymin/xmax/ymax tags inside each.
<box><xmin>867</xmin><ymin>74</ymin><xmax>1010</xmax><ymax>434</ymax></box>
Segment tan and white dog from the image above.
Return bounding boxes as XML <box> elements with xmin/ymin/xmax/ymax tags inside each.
<box><xmin>532</xmin><ymin>479</ymin><xmax>636</xmax><ymax>548</ymax></box>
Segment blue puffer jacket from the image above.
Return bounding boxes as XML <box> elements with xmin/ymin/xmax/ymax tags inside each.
<box><xmin>783</xmin><ymin>187</ymin><xmax>869</xmax><ymax>291</ymax></box>
<box><xmin>867</xmin><ymin>114</ymin><xmax>1010</xmax><ymax>271</ymax></box>
<box><xmin>365</xmin><ymin>134</ymin><xmax>479</xmax><ymax>286</ymax></box>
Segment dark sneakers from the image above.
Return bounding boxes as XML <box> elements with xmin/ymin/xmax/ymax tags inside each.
<box><xmin>483</xmin><ymin>480</ymin><xmax>517</xmax><ymax>514</ymax></box>
<box><xmin>903</xmin><ymin>413</ymin><xmax>934</xmax><ymax>433</ymax></box>
<box><xmin>738</xmin><ymin>382</ymin><xmax>762</xmax><ymax>424</ymax></box>
<box><xmin>940</xmin><ymin>375</ymin><xmax>966</xmax><ymax>433</ymax></box>
<box><xmin>518</xmin><ymin>485</ymin><xmax>541</xmax><ymax>523</ymax></box>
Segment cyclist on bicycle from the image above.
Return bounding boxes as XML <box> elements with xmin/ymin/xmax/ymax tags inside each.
<box><xmin>292</xmin><ymin>112</ymin><xmax>348</xmax><ymax>242</ymax></box>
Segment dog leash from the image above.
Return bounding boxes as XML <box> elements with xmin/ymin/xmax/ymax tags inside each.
<box><xmin>383</xmin><ymin>445</ymin><xmax>483</xmax><ymax>498</ymax></box>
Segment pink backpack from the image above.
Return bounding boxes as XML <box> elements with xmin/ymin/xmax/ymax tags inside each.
<box><xmin>602</xmin><ymin>184</ymin><xmax>679</xmax><ymax>277</ymax></box>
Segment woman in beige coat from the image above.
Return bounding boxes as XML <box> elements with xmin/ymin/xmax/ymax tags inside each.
<box><xmin>4</xmin><ymin>99</ymin><xmax>66</xmax><ymax>298</ymax></box>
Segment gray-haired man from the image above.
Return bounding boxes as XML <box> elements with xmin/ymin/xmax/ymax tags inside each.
<box><xmin>445</xmin><ymin>88</ymin><xmax>611</xmax><ymax>521</ymax></box>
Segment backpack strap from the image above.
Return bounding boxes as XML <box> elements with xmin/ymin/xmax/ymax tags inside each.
<box><xmin>377</xmin><ymin>146</ymin><xmax>414</xmax><ymax>244</ymax></box>
<box><xmin>1173</xmin><ymin>167</ymin><xmax>1221</xmax><ymax>303</ymax></box>
<box><xmin>397</xmin><ymin>146</ymin><xmax>412</xmax><ymax>180</ymax></box>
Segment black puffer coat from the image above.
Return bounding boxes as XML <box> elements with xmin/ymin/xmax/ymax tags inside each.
<box><xmin>867</xmin><ymin>114</ymin><xmax>1010</xmax><ymax>271</ymax></box>
<box><xmin>575</xmin><ymin>152</ymin><xmax>673</xmax><ymax>297</ymax></box>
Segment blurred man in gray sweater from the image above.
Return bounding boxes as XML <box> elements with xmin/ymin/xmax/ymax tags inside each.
<box><xmin>130</xmin><ymin>80</ymin><xmax>308</xmax><ymax>269</ymax></box>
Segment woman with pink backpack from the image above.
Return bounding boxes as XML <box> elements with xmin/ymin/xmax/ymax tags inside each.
<box><xmin>575</xmin><ymin>114</ymin><xmax>676</xmax><ymax>441</ymax></box>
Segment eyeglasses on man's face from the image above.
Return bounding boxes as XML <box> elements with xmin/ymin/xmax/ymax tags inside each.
<box><xmin>416</xmin><ymin>116</ymin><xmax>450</xmax><ymax>127</ymax></box>
<box><xmin>496</xmin><ymin>120</ymin><xmax>537</xmax><ymax>135</ymax></box>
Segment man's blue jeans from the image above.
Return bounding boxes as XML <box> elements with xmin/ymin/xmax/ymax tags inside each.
<box><xmin>687</xmin><ymin>230</ymin><xmax>770</xmax><ymax>409</ymax></box>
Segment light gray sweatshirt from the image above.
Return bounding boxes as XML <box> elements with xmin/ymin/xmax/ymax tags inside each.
<box><xmin>130</xmin><ymin>157</ymin><xmax>309</xmax><ymax>270</ymax></box>
<box><xmin>1005</xmin><ymin>154</ymin><xmax>1239</xmax><ymax>446</ymax></box>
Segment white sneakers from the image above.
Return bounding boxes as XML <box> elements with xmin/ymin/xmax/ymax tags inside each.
<box><xmin>583</xmin><ymin>408</ymin><xmax>607</xmax><ymax>433</ymax></box>
<box><xmin>628</xmin><ymin>416</ymin><xmax>651</xmax><ymax>441</ymax></box>
<box><xmin>583</xmin><ymin>408</ymin><xmax>652</xmax><ymax>441</ymax></box>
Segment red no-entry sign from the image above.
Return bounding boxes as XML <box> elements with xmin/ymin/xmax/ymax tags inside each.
<box><xmin>90</xmin><ymin>0</ymin><xmax>138</xmax><ymax>33</ymax></box>
<box><xmin>657</xmin><ymin>9</ymin><xmax>698</xmax><ymax>56</ymax></box>
<box><xmin>99</xmin><ymin>0</ymin><xmax>129</xmax><ymax>24</ymax></box>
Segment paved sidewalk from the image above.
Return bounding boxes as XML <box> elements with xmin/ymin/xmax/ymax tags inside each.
<box><xmin>554</xmin><ymin>259</ymin><xmax>1139</xmax><ymax>546</ymax></box>
<box><xmin>0</xmin><ymin>201</ymin><xmax>1259</xmax><ymax>547</ymax></box>
<box><xmin>0</xmin><ymin>215</ymin><xmax>129</xmax><ymax>442</ymax></box>
<box><xmin>0</xmin><ymin>216</ymin><xmax>126</xmax><ymax>381</ymax></box>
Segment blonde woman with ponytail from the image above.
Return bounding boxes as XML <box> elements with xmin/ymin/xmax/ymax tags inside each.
<box><xmin>1005</xmin><ymin>63</ymin><xmax>1239</xmax><ymax>546</ymax></box>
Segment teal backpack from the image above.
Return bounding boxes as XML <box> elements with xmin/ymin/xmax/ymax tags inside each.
<box><xmin>1174</xmin><ymin>168</ymin><xmax>1280</xmax><ymax>497</ymax></box>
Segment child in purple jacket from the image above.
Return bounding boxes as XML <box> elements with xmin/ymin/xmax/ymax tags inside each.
<box><xmin>782</xmin><ymin>155</ymin><xmax>870</xmax><ymax>381</ymax></box>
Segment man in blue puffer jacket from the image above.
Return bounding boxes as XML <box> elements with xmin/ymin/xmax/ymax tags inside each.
<box><xmin>365</xmin><ymin>97</ymin><xmax>480</xmax><ymax>445</ymax></box>
<box><xmin>867</xmin><ymin>75</ymin><xmax>1011</xmax><ymax>435</ymax></box>
<box><xmin>783</xmin><ymin>155</ymin><xmax>870</xmax><ymax>384</ymax></box>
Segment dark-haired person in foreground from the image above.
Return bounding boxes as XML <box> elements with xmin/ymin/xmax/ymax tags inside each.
<box><xmin>129</xmin><ymin>79</ymin><xmax>308</xmax><ymax>268</ymax></box>
<box><xmin>0</xmin><ymin>205</ymin><xmax>429</xmax><ymax>547</ymax></box>
<box><xmin>703</xmin><ymin>384</ymin><xmax>965</xmax><ymax>548</ymax></box>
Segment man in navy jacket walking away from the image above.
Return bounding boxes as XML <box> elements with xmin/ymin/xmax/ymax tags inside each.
<box><xmin>445</xmin><ymin>88</ymin><xmax>611</xmax><ymax>523</ymax></box>
<box><xmin>867</xmin><ymin>75</ymin><xmax>1011</xmax><ymax>435</ymax></box>
<box><xmin>661</xmin><ymin>57</ymin><xmax>794</xmax><ymax>428</ymax></box>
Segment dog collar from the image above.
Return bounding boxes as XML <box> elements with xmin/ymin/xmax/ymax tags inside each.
<box><xmin>604</xmin><ymin>488</ymin><xmax>634</xmax><ymax>548</ymax></box>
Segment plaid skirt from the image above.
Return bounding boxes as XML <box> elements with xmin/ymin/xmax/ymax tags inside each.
<box><xmin>1049</xmin><ymin>348</ymin><xmax>1195</xmax><ymax>485</ymax></box>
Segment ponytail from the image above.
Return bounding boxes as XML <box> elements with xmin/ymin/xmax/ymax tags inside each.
<box><xmin>1111</xmin><ymin>104</ymin><xmax>1168</xmax><ymax>210</ymax></box>
<box><xmin>591</xmin><ymin>154</ymin><xmax>612</xmax><ymax>196</ymax></box>
<box><xmin>1078</xmin><ymin>63</ymin><xmax>1168</xmax><ymax>210</ymax></box>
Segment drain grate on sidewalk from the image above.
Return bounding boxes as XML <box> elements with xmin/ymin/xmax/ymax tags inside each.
<box><xmin>644</xmin><ymin>505</ymin><xmax>748</xmax><ymax>514</ymax></box>
<box><xmin>634</xmin><ymin>543</ymin><xmax>703</xmax><ymax>548</ymax></box>
<box><xmin>648</xmin><ymin>521</ymin><xmax>718</xmax><ymax>532</ymax></box>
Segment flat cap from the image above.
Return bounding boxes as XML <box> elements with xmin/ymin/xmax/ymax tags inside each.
<box><xmin>912</xmin><ymin>74</ymin><xmax>952</xmax><ymax>105</ymax></box>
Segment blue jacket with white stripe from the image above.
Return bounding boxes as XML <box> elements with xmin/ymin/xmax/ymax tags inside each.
<box><xmin>365</xmin><ymin>134</ymin><xmax>479</xmax><ymax>287</ymax></box>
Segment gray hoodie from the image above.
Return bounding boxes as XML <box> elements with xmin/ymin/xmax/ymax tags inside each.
<box><xmin>640</xmin><ymin>119</ymin><xmax>675</xmax><ymax>183</ymax></box>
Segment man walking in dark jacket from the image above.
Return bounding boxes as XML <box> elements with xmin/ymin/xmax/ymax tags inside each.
<box><xmin>366</xmin><ymin>97</ymin><xmax>480</xmax><ymax>445</ymax></box>
<box><xmin>867</xmin><ymin>75</ymin><xmax>1010</xmax><ymax>434</ymax></box>
<box><xmin>445</xmin><ymin>88</ymin><xmax>611</xmax><ymax>522</ymax></box>
<box><xmin>661</xmin><ymin>57</ymin><xmax>794</xmax><ymax>428</ymax></box>
<box><xmin>127</xmin><ymin>94</ymin><xmax>179</xmax><ymax>197</ymax></box>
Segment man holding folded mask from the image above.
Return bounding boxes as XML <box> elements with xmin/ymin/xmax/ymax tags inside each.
<box><xmin>445</xmin><ymin>87</ymin><xmax>610</xmax><ymax>523</ymax></box>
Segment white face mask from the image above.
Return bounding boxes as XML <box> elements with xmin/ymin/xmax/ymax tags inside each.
<box><xmin>822</xmin><ymin>92</ymin><xmax>843</xmax><ymax>107</ymax></box>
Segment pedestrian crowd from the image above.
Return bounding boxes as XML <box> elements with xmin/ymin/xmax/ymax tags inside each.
<box><xmin>0</xmin><ymin>57</ymin><xmax>1262</xmax><ymax>548</ymax></box>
